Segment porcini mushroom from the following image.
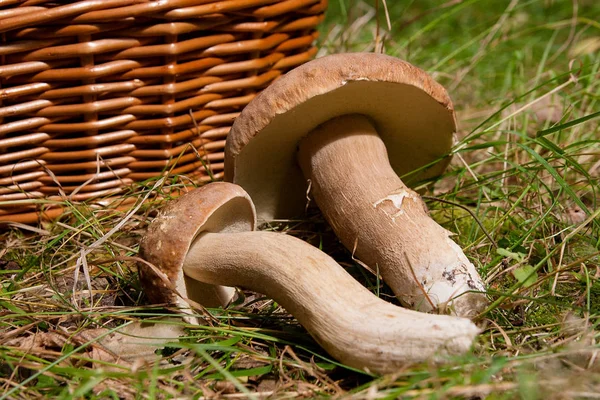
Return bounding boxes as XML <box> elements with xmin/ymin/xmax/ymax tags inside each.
<box><xmin>138</xmin><ymin>186</ymin><xmax>242</xmax><ymax>311</ymax></box>
<box><xmin>225</xmin><ymin>53</ymin><xmax>487</xmax><ymax>317</ymax></box>
<box><xmin>137</xmin><ymin>182</ymin><xmax>480</xmax><ymax>374</ymax></box>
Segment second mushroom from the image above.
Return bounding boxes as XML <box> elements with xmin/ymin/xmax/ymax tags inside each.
<box><xmin>225</xmin><ymin>53</ymin><xmax>487</xmax><ymax>317</ymax></box>
<box><xmin>138</xmin><ymin>182</ymin><xmax>479</xmax><ymax>374</ymax></box>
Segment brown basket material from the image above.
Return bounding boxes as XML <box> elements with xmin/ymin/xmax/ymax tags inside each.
<box><xmin>0</xmin><ymin>0</ymin><xmax>327</xmax><ymax>224</ymax></box>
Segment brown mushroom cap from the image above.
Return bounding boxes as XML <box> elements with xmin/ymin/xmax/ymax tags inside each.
<box><xmin>138</xmin><ymin>182</ymin><xmax>256</xmax><ymax>311</ymax></box>
<box><xmin>225</xmin><ymin>52</ymin><xmax>456</xmax><ymax>221</ymax></box>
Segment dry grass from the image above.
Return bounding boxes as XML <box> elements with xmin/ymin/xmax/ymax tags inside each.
<box><xmin>2</xmin><ymin>0</ymin><xmax>600</xmax><ymax>398</ymax></box>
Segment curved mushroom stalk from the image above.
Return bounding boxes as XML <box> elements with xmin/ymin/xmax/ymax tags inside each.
<box><xmin>225</xmin><ymin>53</ymin><xmax>488</xmax><ymax>318</ymax></box>
<box><xmin>298</xmin><ymin>115</ymin><xmax>487</xmax><ymax>317</ymax></box>
<box><xmin>185</xmin><ymin>231</ymin><xmax>480</xmax><ymax>374</ymax></box>
<box><xmin>138</xmin><ymin>182</ymin><xmax>480</xmax><ymax>374</ymax></box>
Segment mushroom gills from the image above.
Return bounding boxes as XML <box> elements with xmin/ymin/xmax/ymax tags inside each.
<box><xmin>183</xmin><ymin>230</ymin><xmax>480</xmax><ymax>374</ymax></box>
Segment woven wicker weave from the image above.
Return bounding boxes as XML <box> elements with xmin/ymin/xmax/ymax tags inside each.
<box><xmin>0</xmin><ymin>0</ymin><xmax>326</xmax><ymax>223</ymax></box>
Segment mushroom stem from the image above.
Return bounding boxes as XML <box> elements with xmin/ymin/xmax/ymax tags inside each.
<box><xmin>183</xmin><ymin>230</ymin><xmax>479</xmax><ymax>374</ymax></box>
<box><xmin>297</xmin><ymin>114</ymin><xmax>487</xmax><ymax>317</ymax></box>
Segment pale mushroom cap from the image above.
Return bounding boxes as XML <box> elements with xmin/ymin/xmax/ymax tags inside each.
<box><xmin>138</xmin><ymin>182</ymin><xmax>256</xmax><ymax>309</ymax></box>
<box><xmin>225</xmin><ymin>52</ymin><xmax>457</xmax><ymax>221</ymax></box>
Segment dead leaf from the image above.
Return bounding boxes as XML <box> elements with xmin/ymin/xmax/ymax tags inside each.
<box><xmin>531</xmin><ymin>95</ymin><xmax>564</xmax><ymax>124</ymax></box>
<box><xmin>92</xmin><ymin>378</ymin><xmax>138</xmax><ymax>400</ymax></box>
<box><xmin>95</xmin><ymin>321</ymin><xmax>186</xmax><ymax>363</ymax></box>
<box><xmin>54</xmin><ymin>274</ymin><xmax>117</xmax><ymax>309</ymax></box>
<box><xmin>562</xmin><ymin>205</ymin><xmax>588</xmax><ymax>225</ymax></box>
<box><xmin>0</xmin><ymin>259</ymin><xmax>21</xmax><ymax>271</ymax></box>
<box><xmin>257</xmin><ymin>379</ymin><xmax>278</xmax><ymax>392</ymax></box>
<box><xmin>6</xmin><ymin>321</ymin><xmax>186</xmax><ymax>369</ymax></box>
<box><xmin>569</xmin><ymin>37</ymin><xmax>600</xmax><ymax>58</ymax></box>
<box><xmin>213</xmin><ymin>380</ymin><xmax>237</xmax><ymax>395</ymax></box>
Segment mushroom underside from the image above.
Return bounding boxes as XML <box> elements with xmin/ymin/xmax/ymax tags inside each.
<box><xmin>229</xmin><ymin>81</ymin><xmax>454</xmax><ymax>221</ymax></box>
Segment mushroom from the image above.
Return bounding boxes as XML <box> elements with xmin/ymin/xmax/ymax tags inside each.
<box><xmin>137</xmin><ymin>182</ymin><xmax>480</xmax><ymax>374</ymax></box>
<box><xmin>225</xmin><ymin>53</ymin><xmax>487</xmax><ymax>317</ymax></box>
<box><xmin>138</xmin><ymin>187</ymin><xmax>242</xmax><ymax>312</ymax></box>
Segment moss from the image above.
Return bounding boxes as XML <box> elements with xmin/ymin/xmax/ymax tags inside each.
<box><xmin>526</xmin><ymin>303</ymin><xmax>561</xmax><ymax>327</ymax></box>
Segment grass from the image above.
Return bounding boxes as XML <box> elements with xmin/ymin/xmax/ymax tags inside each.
<box><xmin>1</xmin><ymin>0</ymin><xmax>600</xmax><ymax>398</ymax></box>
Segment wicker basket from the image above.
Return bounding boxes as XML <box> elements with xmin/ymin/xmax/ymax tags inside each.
<box><xmin>0</xmin><ymin>0</ymin><xmax>327</xmax><ymax>224</ymax></box>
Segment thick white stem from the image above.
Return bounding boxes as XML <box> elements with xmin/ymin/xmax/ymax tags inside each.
<box><xmin>183</xmin><ymin>231</ymin><xmax>479</xmax><ymax>374</ymax></box>
<box><xmin>297</xmin><ymin>114</ymin><xmax>487</xmax><ymax>317</ymax></box>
